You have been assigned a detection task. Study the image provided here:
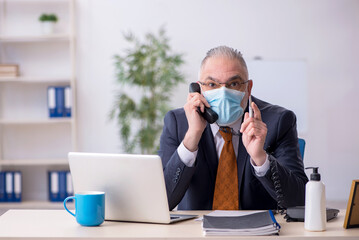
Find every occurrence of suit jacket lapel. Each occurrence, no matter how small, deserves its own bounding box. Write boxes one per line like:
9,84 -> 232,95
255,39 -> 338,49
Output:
237,115 -> 249,209
199,124 -> 218,183
237,134 -> 248,191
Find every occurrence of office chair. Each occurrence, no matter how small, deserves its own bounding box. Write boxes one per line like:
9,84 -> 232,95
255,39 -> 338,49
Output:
298,138 -> 306,160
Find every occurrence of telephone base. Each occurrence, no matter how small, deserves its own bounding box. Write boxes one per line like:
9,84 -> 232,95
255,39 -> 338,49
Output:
285,206 -> 339,222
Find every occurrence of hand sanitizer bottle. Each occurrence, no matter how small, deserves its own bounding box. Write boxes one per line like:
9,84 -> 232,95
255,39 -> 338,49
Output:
304,167 -> 326,231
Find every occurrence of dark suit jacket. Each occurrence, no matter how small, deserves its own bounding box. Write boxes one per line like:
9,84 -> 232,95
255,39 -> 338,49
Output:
158,96 -> 308,210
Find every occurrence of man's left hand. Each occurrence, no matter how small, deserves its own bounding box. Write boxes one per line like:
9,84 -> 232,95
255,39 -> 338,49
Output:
240,102 -> 267,166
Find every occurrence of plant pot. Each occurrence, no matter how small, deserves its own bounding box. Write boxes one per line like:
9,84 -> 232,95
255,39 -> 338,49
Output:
41,21 -> 56,35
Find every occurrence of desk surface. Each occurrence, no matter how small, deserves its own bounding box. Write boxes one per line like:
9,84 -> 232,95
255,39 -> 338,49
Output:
0,209 -> 358,239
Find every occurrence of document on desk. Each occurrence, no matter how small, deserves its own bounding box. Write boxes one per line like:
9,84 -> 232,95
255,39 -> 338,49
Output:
202,210 -> 280,236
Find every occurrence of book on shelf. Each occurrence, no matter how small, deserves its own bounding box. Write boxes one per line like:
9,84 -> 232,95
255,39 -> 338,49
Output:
47,86 -> 72,118
0,171 -> 22,202
0,64 -> 19,77
48,86 -> 56,117
48,170 -> 73,202
0,172 -> 5,201
55,87 -> 65,117
64,86 -> 72,117
202,210 -> 280,236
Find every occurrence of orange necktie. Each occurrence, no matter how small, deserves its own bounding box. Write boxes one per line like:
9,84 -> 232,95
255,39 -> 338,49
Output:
212,127 -> 239,210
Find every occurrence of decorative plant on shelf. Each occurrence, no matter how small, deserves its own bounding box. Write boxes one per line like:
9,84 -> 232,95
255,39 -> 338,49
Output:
38,13 -> 58,34
110,27 -> 185,154
39,13 -> 58,22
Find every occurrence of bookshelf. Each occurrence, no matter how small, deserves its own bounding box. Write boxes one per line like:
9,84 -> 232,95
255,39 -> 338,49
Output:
0,159 -> 69,166
0,34 -> 70,42
0,200 -> 74,209
0,0 -> 76,208
0,76 -> 71,83
0,118 -> 73,125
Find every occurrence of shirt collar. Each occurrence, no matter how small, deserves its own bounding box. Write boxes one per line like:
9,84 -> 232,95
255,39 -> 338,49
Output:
209,116 -> 243,138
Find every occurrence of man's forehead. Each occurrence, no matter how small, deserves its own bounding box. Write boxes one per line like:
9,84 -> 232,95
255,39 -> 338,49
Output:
200,57 -> 248,80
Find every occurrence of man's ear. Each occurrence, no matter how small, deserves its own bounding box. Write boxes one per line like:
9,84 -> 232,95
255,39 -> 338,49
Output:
247,80 -> 253,96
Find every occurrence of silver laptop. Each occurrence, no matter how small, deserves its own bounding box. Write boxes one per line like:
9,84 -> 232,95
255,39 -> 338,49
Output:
68,152 -> 197,224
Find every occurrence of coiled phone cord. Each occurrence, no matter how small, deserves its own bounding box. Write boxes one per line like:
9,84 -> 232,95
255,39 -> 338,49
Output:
267,148 -> 287,216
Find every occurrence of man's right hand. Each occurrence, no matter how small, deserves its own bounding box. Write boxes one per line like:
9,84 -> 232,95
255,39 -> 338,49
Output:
183,92 -> 209,152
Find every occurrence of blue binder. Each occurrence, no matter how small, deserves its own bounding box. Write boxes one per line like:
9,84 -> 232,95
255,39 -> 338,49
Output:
47,86 -> 56,118
48,171 -> 68,202
48,171 -> 60,202
55,87 -> 65,117
0,172 -> 5,202
64,86 -> 72,117
13,172 -> 22,202
5,172 -> 14,202
58,171 -> 67,201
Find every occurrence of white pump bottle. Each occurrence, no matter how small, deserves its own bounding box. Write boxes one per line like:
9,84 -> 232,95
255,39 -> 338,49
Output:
304,167 -> 326,231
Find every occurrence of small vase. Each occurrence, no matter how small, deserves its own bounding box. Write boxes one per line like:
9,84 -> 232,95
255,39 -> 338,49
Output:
41,21 -> 56,35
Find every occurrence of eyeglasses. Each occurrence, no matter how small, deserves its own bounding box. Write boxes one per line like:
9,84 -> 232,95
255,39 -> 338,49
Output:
198,79 -> 249,91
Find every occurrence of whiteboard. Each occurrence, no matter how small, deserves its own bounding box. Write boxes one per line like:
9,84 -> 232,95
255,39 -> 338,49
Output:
247,60 -> 308,134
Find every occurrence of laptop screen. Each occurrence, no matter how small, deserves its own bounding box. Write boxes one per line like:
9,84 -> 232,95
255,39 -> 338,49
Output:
68,152 -> 172,223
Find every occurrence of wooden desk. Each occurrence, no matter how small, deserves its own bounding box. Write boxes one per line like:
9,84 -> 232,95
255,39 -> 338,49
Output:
0,209 -> 358,239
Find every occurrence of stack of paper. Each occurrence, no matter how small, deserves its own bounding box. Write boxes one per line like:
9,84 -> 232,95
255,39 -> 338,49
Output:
202,210 -> 280,236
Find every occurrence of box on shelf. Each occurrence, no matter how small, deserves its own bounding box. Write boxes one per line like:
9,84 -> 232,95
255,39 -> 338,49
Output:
0,64 -> 19,77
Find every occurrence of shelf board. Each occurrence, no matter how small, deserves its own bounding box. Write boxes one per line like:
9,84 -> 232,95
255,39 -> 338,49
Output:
0,0 -> 70,3
0,34 -> 72,43
0,159 -> 69,166
0,76 -> 71,84
0,201 -> 74,210
0,118 -> 73,125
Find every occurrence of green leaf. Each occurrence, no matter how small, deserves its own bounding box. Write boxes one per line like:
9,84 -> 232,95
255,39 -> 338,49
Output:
110,27 -> 185,153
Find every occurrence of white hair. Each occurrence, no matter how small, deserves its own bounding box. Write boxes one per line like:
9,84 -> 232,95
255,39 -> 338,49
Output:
198,46 -> 248,79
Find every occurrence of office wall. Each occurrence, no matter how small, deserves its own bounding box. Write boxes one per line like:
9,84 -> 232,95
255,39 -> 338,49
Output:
75,0 -> 359,202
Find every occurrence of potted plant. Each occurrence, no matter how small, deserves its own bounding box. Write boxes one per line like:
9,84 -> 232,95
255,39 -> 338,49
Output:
39,13 -> 58,34
110,28 -> 185,154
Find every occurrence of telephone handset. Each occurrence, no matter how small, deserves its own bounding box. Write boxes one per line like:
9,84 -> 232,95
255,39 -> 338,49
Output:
189,82 -> 218,124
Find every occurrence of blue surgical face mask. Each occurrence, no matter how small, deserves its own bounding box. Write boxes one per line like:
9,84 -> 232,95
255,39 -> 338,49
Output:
203,87 -> 245,126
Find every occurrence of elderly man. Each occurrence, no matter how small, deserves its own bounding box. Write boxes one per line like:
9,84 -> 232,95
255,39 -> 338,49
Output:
158,46 -> 308,210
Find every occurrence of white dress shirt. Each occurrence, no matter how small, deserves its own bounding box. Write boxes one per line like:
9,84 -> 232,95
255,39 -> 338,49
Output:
177,118 -> 270,177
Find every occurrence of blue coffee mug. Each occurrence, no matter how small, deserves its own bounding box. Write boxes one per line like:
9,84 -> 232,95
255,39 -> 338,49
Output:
64,191 -> 105,226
